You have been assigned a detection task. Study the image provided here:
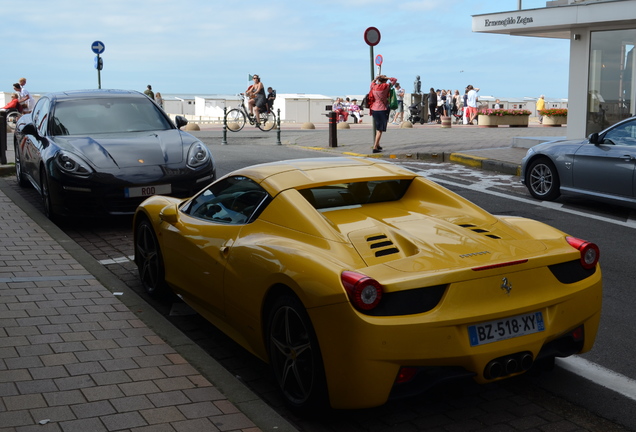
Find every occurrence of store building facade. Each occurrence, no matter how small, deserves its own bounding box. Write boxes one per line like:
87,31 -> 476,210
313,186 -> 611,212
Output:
473,0 -> 636,139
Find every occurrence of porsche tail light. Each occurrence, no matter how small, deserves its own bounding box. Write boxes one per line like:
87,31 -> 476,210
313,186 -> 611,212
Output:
566,237 -> 600,270
341,271 -> 383,311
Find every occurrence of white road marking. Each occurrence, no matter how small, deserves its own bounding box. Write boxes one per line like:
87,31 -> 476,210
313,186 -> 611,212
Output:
558,357 -> 636,402
98,255 -> 134,265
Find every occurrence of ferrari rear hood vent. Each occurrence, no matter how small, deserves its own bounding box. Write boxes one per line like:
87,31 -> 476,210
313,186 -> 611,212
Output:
458,223 -> 501,240
367,234 -> 400,257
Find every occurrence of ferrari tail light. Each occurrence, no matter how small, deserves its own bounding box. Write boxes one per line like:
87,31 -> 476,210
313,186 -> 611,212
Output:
341,271 -> 383,311
395,367 -> 418,384
566,237 -> 600,270
571,325 -> 584,342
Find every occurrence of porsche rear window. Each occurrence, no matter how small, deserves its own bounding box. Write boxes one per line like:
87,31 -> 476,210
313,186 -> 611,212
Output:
299,179 -> 412,210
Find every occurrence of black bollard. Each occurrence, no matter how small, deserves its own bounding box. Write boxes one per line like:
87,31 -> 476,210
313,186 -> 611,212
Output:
221,106 -> 228,145
328,111 -> 338,148
276,108 -> 281,145
0,111 -> 7,165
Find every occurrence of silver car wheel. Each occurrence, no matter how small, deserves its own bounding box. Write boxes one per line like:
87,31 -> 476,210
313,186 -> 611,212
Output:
527,158 -> 560,201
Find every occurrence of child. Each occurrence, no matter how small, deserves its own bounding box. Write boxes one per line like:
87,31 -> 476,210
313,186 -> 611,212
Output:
349,98 -> 362,123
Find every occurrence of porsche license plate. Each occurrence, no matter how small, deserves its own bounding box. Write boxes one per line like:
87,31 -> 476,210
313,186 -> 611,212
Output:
125,184 -> 172,198
468,312 -> 545,347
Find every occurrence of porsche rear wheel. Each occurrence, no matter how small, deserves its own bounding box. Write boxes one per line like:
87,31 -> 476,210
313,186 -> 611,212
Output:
135,218 -> 168,296
526,158 -> 561,201
267,294 -> 328,412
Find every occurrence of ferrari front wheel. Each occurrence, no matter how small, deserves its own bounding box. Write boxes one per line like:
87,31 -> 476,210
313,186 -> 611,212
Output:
267,294 -> 328,412
526,158 -> 561,201
135,218 -> 168,296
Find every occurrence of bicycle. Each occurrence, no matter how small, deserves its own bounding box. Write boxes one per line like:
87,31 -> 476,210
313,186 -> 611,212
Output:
225,93 -> 277,132
2,109 -> 20,131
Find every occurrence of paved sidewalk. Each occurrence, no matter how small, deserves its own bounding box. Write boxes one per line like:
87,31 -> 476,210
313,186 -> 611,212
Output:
0,123 -> 570,431
0,178 -> 295,431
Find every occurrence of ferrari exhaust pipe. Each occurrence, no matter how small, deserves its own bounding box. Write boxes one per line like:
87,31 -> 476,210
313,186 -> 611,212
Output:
520,353 -> 534,371
485,352 -> 534,379
485,360 -> 504,379
505,357 -> 518,375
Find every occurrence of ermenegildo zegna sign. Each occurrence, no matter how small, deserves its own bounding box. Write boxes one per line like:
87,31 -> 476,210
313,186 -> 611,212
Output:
484,16 -> 535,27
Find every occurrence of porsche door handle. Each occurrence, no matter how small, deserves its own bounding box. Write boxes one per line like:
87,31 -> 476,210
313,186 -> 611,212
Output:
621,154 -> 636,161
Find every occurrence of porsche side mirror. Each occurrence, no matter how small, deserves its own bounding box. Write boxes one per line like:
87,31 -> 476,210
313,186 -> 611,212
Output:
175,115 -> 188,130
588,132 -> 599,144
159,204 -> 179,224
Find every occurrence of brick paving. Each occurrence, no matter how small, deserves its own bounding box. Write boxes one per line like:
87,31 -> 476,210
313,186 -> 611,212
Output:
0,187 -> 267,431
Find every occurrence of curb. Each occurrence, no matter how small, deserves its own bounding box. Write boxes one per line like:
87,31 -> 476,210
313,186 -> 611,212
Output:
293,147 -> 522,176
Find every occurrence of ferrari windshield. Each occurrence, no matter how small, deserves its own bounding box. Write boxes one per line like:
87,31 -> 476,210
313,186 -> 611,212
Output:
299,179 -> 412,210
51,97 -> 173,135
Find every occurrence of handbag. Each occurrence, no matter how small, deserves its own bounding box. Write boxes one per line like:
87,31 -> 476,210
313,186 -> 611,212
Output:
389,87 -> 398,110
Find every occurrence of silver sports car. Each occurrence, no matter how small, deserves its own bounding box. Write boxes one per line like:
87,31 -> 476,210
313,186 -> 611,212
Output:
522,116 -> 636,207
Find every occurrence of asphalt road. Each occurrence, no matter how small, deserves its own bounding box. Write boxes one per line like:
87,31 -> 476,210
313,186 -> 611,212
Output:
4,139 -> 634,431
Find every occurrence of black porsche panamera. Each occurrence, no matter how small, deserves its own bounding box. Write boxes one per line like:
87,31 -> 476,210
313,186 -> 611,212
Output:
14,89 -> 216,219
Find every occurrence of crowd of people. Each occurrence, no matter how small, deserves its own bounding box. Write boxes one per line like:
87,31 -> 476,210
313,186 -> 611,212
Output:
425,86 -> 481,125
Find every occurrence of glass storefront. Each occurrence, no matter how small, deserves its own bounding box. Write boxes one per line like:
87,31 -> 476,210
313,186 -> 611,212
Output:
588,29 -> 636,135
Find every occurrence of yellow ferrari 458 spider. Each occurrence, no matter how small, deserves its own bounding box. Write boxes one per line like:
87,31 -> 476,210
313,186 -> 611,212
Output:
133,157 -> 602,411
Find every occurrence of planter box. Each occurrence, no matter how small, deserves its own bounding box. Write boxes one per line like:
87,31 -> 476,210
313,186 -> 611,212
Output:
543,116 -> 567,127
477,115 -> 529,128
477,115 -> 498,127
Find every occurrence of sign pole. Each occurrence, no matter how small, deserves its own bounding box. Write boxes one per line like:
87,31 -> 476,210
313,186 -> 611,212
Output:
370,45 -> 376,139
364,27 -> 381,148
97,54 -> 102,89
91,41 -> 105,90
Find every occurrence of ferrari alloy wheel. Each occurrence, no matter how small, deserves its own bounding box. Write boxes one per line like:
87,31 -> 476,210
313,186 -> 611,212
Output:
267,295 -> 327,412
526,158 -> 561,201
135,218 -> 167,296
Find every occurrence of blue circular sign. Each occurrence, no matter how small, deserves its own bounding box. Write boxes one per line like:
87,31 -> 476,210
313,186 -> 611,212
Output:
375,55 -> 383,66
91,41 -> 105,54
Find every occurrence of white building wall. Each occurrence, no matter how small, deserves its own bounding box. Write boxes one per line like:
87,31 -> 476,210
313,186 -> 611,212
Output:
568,29 -> 591,140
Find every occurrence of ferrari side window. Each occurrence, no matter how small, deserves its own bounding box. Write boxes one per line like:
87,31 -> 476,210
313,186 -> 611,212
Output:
184,176 -> 270,224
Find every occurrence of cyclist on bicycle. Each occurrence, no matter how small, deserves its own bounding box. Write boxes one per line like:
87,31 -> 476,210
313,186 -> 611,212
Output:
246,75 -> 267,124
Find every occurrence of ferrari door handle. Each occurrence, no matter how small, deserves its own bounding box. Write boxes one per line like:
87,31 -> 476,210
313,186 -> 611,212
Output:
220,246 -> 230,256
621,154 -> 635,161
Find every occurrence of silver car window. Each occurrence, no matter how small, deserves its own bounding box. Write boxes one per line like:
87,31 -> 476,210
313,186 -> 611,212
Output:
603,120 -> 636,146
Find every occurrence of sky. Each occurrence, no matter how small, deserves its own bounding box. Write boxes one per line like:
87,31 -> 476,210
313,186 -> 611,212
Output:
2,0 -> 569,100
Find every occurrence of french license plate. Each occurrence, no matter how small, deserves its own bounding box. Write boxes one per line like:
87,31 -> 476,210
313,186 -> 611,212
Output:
124,184 -> 172,198
468,312 -> 545,347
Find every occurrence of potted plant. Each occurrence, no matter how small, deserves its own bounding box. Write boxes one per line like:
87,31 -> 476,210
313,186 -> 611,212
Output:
477,109 -> 531,127
539,108 -> 567,126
